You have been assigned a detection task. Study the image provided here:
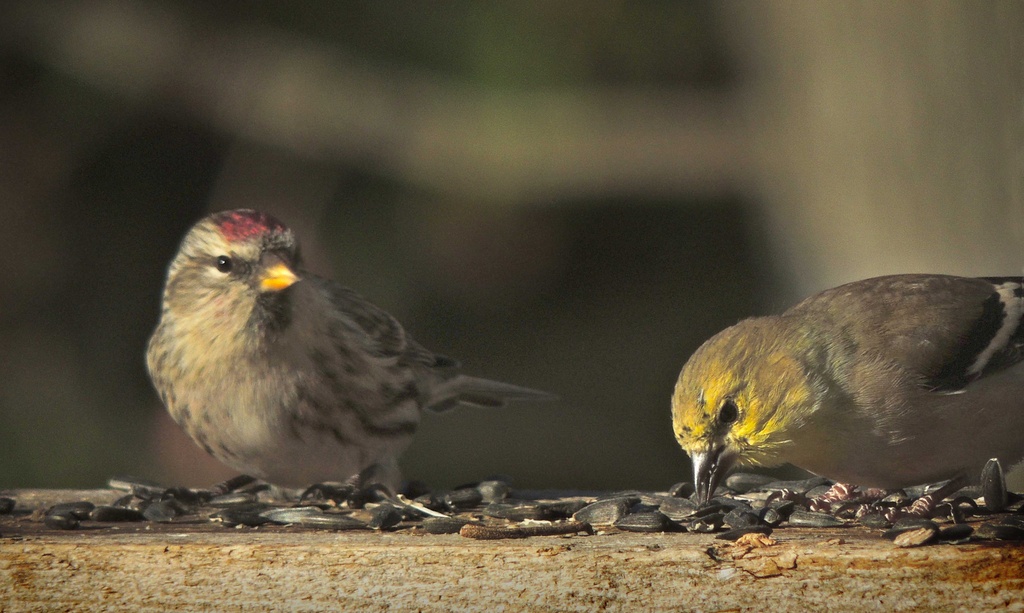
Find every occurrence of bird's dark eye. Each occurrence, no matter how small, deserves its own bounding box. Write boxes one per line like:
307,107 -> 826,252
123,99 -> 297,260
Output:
718,398 -> 739,426
215,255 -> 233,273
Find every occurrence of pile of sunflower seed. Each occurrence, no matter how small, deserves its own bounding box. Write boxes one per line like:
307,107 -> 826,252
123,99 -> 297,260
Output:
2,460 -> 1022,547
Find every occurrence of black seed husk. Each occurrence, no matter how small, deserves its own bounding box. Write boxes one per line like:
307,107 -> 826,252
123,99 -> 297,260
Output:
858,513 -> 892,529
975,522 -> 1024,541
756,476 -> 832,494
213,503 -> 275,526
723,509 -> 765,529
938,524 -> 974,543
44,514 -> 79,530
368,504 -> 404,530
724,473 -> 776,494
482,501 -> 554,521
476,481 -> 512,504
658,497 -> 699,521
442,488 -> 484,510
422,517 -> 470,534
48,501 -> 95,520
716,525 -> 773,541
573,499 -> 631,525
668,482 -> 696,498
543,499 -> 589,519
981,458 -> 1008,513
614,511 -> 672,533
787,510 -> 845,528
90,506 -> 146,522
143,499 -> 187,522
892,526 -> 938,548
208,493 -> 258,507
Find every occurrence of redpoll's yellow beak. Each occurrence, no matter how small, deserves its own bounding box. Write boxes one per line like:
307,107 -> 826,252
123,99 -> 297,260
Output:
260,263 -> 300,292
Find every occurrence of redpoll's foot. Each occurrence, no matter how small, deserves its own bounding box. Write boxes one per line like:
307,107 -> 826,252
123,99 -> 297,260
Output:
299,464 -> 400,507
209,474 -> 259,497
300,481 -> 356,505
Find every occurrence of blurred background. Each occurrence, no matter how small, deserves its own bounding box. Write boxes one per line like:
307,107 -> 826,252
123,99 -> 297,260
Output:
1,1 -> 1022,491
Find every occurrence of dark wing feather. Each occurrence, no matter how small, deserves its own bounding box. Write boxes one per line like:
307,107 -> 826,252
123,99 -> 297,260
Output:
788,274 -> 1024,390
313,276 -> 452,367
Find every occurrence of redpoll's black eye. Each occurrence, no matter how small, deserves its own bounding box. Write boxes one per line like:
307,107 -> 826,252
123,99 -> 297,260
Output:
215,255 -> 233,273
718,399 -> 739,426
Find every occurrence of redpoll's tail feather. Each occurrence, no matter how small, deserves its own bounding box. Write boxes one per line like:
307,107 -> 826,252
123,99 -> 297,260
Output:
427,375 -> 557,411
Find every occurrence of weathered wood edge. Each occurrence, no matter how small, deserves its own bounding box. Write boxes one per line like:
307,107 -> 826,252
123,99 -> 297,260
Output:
2,489 -> 1023,612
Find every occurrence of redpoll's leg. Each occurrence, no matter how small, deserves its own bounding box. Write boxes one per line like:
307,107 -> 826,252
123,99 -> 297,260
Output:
356,462 -> 401,493
209,474 -> 258,496
300,482 -> 355,504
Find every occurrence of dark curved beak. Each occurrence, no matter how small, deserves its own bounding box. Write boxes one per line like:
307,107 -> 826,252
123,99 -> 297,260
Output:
691,444 -> 735,504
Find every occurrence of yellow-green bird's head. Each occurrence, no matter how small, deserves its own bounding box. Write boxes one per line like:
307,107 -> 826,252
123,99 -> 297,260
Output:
672,317 -> 820,503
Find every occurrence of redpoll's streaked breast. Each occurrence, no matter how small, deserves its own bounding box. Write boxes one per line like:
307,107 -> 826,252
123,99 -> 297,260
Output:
146,209 -> 552,488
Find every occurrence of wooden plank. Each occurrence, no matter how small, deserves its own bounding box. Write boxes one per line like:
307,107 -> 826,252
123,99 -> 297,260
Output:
2,490 -> 1023,611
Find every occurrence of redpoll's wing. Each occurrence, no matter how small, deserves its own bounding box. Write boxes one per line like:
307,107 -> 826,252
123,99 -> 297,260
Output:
790,274 -> 1024,390
315,278 -> 449,366
425,375 -> 557,412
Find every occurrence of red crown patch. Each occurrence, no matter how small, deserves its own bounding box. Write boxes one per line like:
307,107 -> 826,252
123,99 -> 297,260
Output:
214,210 -> 287,242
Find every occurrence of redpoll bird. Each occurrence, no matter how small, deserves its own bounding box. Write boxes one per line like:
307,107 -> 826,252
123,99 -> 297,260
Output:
146,209 -> 552,488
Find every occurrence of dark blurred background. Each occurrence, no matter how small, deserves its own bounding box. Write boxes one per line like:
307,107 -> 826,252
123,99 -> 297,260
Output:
1,2 -> 1022,490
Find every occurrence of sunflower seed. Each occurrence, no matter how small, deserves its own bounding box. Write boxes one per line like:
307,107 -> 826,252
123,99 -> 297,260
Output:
981,458 -> 1008,513
858,513 -> 892,529
160,487 -> 207,505
614,511 -> 672,533
262,506 -> 367,530
573,498 -> 630,525
975,522 -> 1024,541
787,510 -> 845,528
668,482 -> 695,498
49,501 -> 95,520
725,473 -> 776,494
543,499 -> 589,519
90,506 -> 146,522
938,524 -> 974,544
716,525 -> 773,541
883,519 -> 939,542
422,517 -> 470,534
687,513 -> 724,533
108,476 -> 164,495
442,488 -> 483,510
260,506 -> 325,523
723,509 -> 765,529
476,480 -> 512,503
208,492 -> 258,506
889,517 -> 940,533
756,476 -> 832,494
44,513 -> 79,530
892,526 -> 938,548
143,499 -> 187,522
368,504 -> 404,530
760,507 -> 785,526
658,497 -> 699,521
482,501 -> 554,521
212,503 -> 275,526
